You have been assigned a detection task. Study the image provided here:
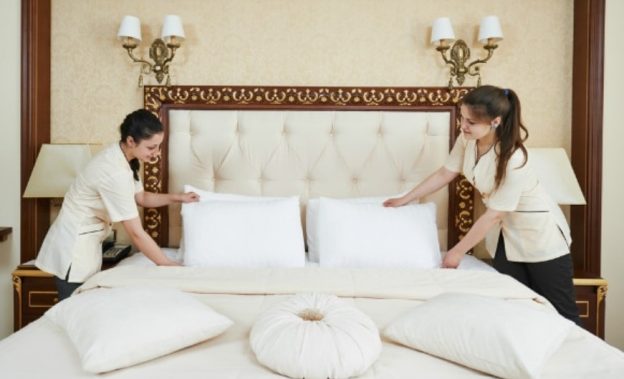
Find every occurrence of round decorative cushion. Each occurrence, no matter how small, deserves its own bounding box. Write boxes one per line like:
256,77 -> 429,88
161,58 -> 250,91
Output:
249,293 -> 382,379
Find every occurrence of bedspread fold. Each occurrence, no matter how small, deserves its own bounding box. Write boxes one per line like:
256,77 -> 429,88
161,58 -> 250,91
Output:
78,265 -> 545,304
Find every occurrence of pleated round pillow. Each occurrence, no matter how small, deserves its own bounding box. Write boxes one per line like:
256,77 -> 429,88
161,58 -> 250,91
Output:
249,293 -> 382,379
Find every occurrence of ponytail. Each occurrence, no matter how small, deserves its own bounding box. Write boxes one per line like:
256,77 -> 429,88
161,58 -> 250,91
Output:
462,85 -> 528,190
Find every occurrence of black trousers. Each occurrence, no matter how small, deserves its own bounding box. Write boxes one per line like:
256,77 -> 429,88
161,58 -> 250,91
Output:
493,234 -> 582,326
54,267 -> 83,301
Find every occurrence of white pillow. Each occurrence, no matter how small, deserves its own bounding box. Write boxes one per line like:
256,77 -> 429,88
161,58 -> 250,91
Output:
182,197 -> 305,267
180,185 -> 285,257
384,293 -> 573,379
250,293 -> 381,379
306,195 -> 397,262
45,287 -> 233,373
316,197 -> 441,268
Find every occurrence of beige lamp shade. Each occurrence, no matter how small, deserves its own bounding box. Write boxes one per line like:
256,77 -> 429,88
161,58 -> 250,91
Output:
528,148 -> 586,205
23,144 -> 94,198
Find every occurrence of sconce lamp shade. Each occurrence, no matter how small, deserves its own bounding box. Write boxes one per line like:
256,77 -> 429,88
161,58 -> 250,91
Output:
161,15 -> 185,40
23,144 -> 94,198
117,15 -> 142,41
478,15 -> 503,44
528,148 -> 586,205
431,17 -> 455,44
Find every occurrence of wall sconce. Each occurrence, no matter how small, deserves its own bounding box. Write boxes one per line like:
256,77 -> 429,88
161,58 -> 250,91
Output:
431,16 -> 503,88
117,15 -> 185,86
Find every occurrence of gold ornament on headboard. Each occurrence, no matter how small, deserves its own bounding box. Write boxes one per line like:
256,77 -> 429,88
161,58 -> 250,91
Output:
431,16 -> 503,88
117,15 -> 185,87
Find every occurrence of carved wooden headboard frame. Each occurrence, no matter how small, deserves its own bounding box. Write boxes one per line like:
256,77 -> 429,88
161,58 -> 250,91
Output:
143,85 -> 474,248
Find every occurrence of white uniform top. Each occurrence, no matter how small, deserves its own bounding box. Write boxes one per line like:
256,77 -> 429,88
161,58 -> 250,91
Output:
444,133 -> 571,262
35,143 -> 143,282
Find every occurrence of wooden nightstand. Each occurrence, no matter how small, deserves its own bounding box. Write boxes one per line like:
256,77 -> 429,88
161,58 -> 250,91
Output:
574,276 -> 608,339
12,264 -> 57,331
12,262 -> 119,331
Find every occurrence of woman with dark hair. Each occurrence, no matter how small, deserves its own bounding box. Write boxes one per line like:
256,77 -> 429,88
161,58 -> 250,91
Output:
384,85 -> 580,324
36,109 -> 199,300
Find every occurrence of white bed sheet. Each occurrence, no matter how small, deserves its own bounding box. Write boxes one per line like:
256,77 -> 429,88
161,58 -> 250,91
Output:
1,266 -> 623,378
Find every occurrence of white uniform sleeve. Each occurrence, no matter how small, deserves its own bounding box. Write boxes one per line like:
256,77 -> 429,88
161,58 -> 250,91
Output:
444,133 -> 467,173
99,171 -> 140,222
487,150 -> 529,212
134,178 -> 144,193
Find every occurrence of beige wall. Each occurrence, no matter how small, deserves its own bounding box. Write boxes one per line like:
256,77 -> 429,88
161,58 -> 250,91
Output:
50,0 -> 573,150
602,0 -> 624,350
0,0 -> 21,338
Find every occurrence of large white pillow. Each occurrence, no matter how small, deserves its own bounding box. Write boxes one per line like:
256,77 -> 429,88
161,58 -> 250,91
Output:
180,185 -> 285,257
182,197 -> 305,267
45,287 -> 233,373
316,197 -> 441,268
384,293 -> 573,379
306,195 -> 399,262
250,293 -> 381,379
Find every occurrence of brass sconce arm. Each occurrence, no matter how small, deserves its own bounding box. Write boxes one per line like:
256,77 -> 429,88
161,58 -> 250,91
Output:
123,39 -> 179,85
436,44 -> 460,88
436,40 -> 498,88
465,41 -> 498,81
123,45 -> 152,68
436,44 -> 457,69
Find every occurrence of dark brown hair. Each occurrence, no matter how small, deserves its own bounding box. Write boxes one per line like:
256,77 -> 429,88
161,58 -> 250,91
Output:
462,85 -> 528,190
119,109 -> 163,180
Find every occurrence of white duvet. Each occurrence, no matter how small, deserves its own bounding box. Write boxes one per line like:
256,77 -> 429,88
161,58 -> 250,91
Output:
1,264 -> 623,378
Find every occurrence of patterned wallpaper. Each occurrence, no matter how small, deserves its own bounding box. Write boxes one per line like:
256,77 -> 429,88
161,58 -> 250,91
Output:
51,0 -> 573,150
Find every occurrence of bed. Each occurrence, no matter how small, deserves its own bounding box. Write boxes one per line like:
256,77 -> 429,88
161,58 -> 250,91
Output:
1,85 -> 623,379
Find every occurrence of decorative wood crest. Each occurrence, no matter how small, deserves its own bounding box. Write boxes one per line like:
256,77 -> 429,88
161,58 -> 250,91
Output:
143,85 -> 474,248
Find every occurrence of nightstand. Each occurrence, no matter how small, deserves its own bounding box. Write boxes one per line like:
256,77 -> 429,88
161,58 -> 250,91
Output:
12,262 -> 118,331
479,257 -> 608,339
574,276 -> 608,339
12,264 -> 56,331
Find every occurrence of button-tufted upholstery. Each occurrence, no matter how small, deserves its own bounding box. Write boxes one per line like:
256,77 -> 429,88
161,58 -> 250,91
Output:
167,110 -> 452,249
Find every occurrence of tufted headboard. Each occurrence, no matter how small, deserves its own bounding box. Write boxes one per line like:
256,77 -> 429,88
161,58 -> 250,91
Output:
143,86 -> 474,250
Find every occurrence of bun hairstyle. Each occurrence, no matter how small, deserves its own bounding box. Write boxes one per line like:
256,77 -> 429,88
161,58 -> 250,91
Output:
462,85 -> 528,190
119,109 -> 164,180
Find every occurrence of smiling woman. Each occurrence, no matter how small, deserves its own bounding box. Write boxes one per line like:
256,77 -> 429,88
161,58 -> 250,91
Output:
34,109 -> 199,300
384,85 -> 581,326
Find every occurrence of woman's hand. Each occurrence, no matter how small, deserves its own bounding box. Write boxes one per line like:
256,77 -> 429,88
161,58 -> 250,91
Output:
158,259 -> 182,267
442,249 -> 464,269
122,217 -> 183,267
383,196 -> 409,207
178,191 -> 200,203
